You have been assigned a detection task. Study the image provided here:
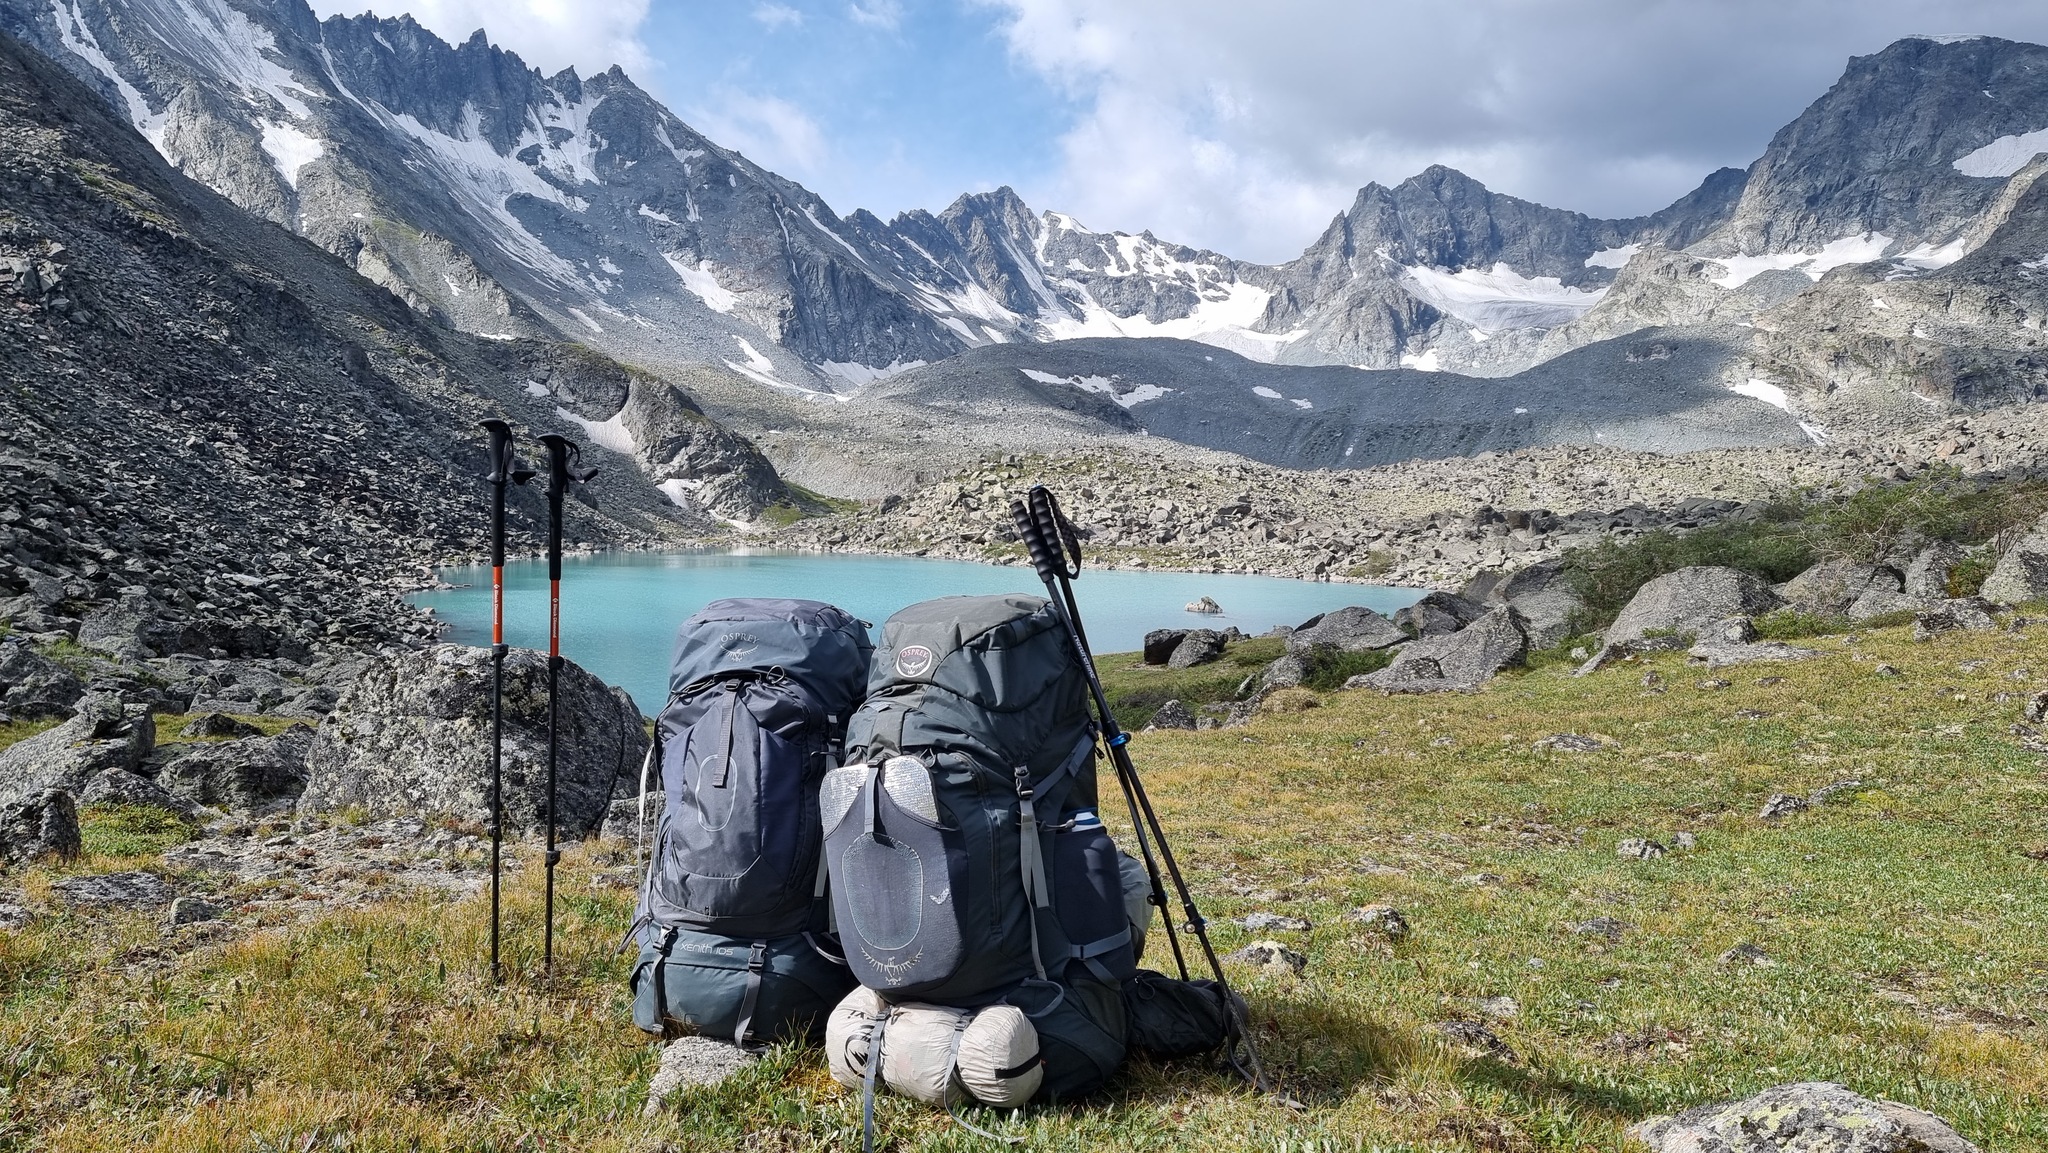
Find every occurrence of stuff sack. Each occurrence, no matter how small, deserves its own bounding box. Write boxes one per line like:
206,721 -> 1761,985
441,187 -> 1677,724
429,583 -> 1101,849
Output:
632,925 -> 849,1044
1121,969 -> 1238,1060
825,986 -> 1045,1108
824,594 -> 1136,1002
633,598 -> 873,1044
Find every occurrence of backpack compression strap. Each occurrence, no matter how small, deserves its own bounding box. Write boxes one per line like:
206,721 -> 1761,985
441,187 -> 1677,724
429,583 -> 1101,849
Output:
943,1013 -> 1024,1145
733,939 -> 769,1048
861,1008 -> 892,1153
1012,733 -> 1100,981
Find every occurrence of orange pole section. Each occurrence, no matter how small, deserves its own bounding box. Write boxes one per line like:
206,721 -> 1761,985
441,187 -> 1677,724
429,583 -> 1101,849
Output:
492,565 -> 504,645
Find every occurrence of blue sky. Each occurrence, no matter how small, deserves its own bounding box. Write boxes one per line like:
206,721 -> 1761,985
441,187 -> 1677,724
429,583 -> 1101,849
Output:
311,1 -> 2048,264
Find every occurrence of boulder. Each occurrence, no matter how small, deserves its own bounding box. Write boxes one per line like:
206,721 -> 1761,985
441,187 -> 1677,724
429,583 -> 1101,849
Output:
1258,654 -> 1309,690
1981,514 -> 2048,606
1687,641 -> 1820,669
49,870 -> 174,908
180,713 -> 265,739
1394,591 -> 1488,639
1184,596 -> 1222,615
1606,567 -> 1783,646
1904,542 -> 1971,601
0,693 -> 154,809
1354,608 -> 1528,694
1148,700 -> 1197,730
1777,561 -> 1901,617
75,587 -> 164,661
1141,629 -> 1188,665
301,645 -> 647,837
158,725 -> 315,813
1572,634 -> 1690,676
78,769 -> 200,818
1285,606 -> 1406,654
1630,1081 -> 1980,1153
1914,598 -> 1998,641
1848,587 -> 1927,621
1488,558 -> 1583,649
0,641 -> 85,720
1166,629 -> 1226,669
0,788 -> 81,866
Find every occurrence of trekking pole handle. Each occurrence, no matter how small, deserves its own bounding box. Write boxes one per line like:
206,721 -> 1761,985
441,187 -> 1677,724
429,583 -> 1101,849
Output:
1027,486 -> 1082,579
1009,499 -> 1061,584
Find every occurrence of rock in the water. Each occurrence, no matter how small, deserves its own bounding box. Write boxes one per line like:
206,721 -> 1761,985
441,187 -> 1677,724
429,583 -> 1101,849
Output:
1345,903 -> 1410,939
1285,606 -> 1407,654
51,870 -> 174,908
1394,591 -> 1487,639
1981,514 -> 2048,606
1167,629 -> 1226,669
302,645 -> 647,836
180,713 -> 264,739
642,1036 -> 760,1116
159,725 -> 315,813
1904,543 -> 1971,601
0,693 -> 155,809
1616,837 -> 1666,860
1432,1019 -> 1517,1061
0,641 -> 85,720
168,895 -> 224,926
1148,699 -> 1197,731
0,789 -> 81,866
1759,793 -> 1811,820
78,769 -> 198,818
1236,912 -> 1311,932
1606,567 -> 1784,646
1630,1081 -> 1980,1153
1184,596 -> 1223,615
1355,608 -> 1528,694
1914,599 -> 1997,641
1224,940 -> 1306,974
1573,634 -> 1690,676
1778,561 -> 1902,617
1142,629 -> 1189,665
1486,558 -> 1583,649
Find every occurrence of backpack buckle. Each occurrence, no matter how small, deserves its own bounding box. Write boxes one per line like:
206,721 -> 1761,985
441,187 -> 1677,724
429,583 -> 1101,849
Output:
746,941 -> 768,970
1012,765 -> 1033,800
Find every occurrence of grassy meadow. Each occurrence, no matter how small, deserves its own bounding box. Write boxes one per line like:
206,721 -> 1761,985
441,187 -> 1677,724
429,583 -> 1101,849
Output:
1,619 -> 2044,1151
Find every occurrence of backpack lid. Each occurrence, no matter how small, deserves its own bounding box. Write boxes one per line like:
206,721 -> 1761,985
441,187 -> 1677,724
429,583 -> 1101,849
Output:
869,594 -> 1077,708
670,598 -> 873,712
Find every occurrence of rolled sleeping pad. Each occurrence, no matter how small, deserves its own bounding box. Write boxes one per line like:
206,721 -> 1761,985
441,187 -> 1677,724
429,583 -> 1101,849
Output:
825,986 -> 1045,1108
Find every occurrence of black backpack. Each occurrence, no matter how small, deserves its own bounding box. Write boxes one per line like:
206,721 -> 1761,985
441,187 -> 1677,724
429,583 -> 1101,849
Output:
822,594 -> 1133,1098
631,598 -> 873,1046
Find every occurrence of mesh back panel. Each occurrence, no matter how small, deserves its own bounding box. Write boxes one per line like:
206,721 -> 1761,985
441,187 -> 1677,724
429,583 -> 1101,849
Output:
843,835 -> 924,951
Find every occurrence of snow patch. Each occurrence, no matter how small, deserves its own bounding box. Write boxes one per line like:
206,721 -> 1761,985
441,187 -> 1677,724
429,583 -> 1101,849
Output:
52,0 -> 166,146
664,256 -> 736,313
1954,127 -> 2048,177
820,360 -> 925,387
374,102 -> 586,282
1872,296 -> 1892,311
638,204 -> 677,224
1893,238 -> 1970,270
1399,263 -> 1605,331
1290,398 -> 1313,410
1021,369 -> 1171,408
1799,421 -> 1830,446
257,119 -> 322,189
599,256 -> 622,275
1400,349 -> 1442,372
566,307 -> 603,334
731,337 -> 776,375
1251,386 -> 1283,400
522,381 -> 551,398
1036,279 -> 1305,363
1705,232 -> 1894,288
1584,244 -> 1640,270
555,406 -> 635,456
1728,378 -> 1791,410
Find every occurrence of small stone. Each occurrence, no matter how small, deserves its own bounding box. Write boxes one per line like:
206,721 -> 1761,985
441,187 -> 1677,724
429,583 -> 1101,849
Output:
1344,903 -> 1410,939
1615,838 -> 1666,860
1734,708 -> 1769,719
1696,678 -> 1732,690
642,1036 -> 759,1117
2025,691 -> 2048,726
1876,664 -> 1903,677
1573,916 -> 1633,940
1148,699 -> 1197,731
1235,912 -> 1312,933
1223,939 -> 1307,974
1476,995 -> 1521,1019
1756,675 -> 1786,686
1458,871 -> 1506,886
1717,942 -> 1774,967
1670,832 -> 1699,851
1534,733 -> 1607,752
1809,779 -> 1863,804
167,896 -> 224,926
0,901 -> 32,930
1760,793 -> 1811,820
1432,1019 -> 1517,1061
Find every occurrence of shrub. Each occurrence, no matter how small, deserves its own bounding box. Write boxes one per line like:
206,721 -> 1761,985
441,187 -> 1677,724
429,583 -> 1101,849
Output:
1809,466 -> 2048,562
1299,645 -> 1396,690
1754,609 -> 1851,640
1562,511 -> 1816,632
1947,553 -> 1996,598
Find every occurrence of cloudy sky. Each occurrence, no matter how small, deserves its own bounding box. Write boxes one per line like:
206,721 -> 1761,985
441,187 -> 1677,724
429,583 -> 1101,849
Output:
305,1 -> 2048,263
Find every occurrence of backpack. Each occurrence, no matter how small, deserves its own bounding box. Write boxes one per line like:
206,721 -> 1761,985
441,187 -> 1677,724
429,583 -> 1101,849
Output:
821,594 -> 1134,1108
630,598 -> 873,1046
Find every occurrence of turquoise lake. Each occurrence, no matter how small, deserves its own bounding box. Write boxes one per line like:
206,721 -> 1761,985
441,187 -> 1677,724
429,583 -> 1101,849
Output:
412,550 -> 1421,714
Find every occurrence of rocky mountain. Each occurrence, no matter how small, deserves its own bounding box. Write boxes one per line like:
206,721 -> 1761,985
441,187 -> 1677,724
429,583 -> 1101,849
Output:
0,24 -> 789,661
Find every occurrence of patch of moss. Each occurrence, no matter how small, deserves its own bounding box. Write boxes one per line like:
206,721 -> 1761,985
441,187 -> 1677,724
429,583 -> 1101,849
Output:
78,804 -> 196,859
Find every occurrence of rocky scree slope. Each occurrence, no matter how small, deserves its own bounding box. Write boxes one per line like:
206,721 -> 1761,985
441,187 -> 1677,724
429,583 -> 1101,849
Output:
0,27 -> 766,657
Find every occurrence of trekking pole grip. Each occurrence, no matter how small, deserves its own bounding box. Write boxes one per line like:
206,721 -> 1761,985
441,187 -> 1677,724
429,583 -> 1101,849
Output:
1009,499 -> 1060,583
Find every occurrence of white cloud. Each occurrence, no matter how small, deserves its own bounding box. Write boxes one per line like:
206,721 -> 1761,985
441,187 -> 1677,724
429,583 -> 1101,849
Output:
848,1 -> 905,30
685,88 -> 829,175
753,3 -> 804,30
304,0 -> 652,77
980,0 -> 2048,262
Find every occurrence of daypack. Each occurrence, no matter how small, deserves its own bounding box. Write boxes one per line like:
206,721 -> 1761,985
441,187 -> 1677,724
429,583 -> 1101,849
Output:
823,593 -> 1137,1003
631,598 -> 873,1046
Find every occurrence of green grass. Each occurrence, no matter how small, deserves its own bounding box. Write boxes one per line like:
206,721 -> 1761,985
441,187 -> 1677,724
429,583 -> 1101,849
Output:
1,621 -> 2044,1151
153,713 -> 304,745
77,805 -> 198,858
760,483 -> 863,528
1101,638 -> 1282,727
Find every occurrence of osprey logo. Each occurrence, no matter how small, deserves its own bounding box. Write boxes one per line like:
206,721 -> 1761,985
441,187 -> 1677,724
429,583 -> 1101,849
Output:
930,888 -> 950,905
894,644 -> 936,678
718,631 -> 759,659
862,945 -> 925,986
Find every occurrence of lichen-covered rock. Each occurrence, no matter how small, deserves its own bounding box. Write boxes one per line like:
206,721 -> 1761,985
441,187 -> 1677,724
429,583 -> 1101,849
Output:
302,645 -> 646,837
1394,591 -> 1488,639
1355,607 -> 1529,693
0,641 -> 85,720
0,693 -> 154,809
1630,1081 -> 1980,1153
1904,543 -> 1971,601
1147,699 -> 1197,731
1914,598 -> 1998,641
1487,558 -> 1583,649
1166,629 -> 1226,669
1141,629 -> 1188,666
1981,514 -> 2048,606
78,769 -> 200,818
1607,567 -> 1784,645
0,788 -> 81,866
159,725 -> 316,813
50,870 -> 174,908
1778,561 -> 1902,617
1573,634 -> 1689,676
1286,606 -> 1407,654
642,1036 -> 759,1117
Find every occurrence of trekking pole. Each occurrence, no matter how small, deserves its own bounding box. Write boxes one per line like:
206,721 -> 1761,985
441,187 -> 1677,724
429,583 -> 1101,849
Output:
538,433 -> 598,975
1010,487 -> 1270,1093
479,420 -> 532,985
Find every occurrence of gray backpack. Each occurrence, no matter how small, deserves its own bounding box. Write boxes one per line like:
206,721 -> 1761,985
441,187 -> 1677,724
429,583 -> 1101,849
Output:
822,594 -> 1133,1099
631,598 -> 873,1046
